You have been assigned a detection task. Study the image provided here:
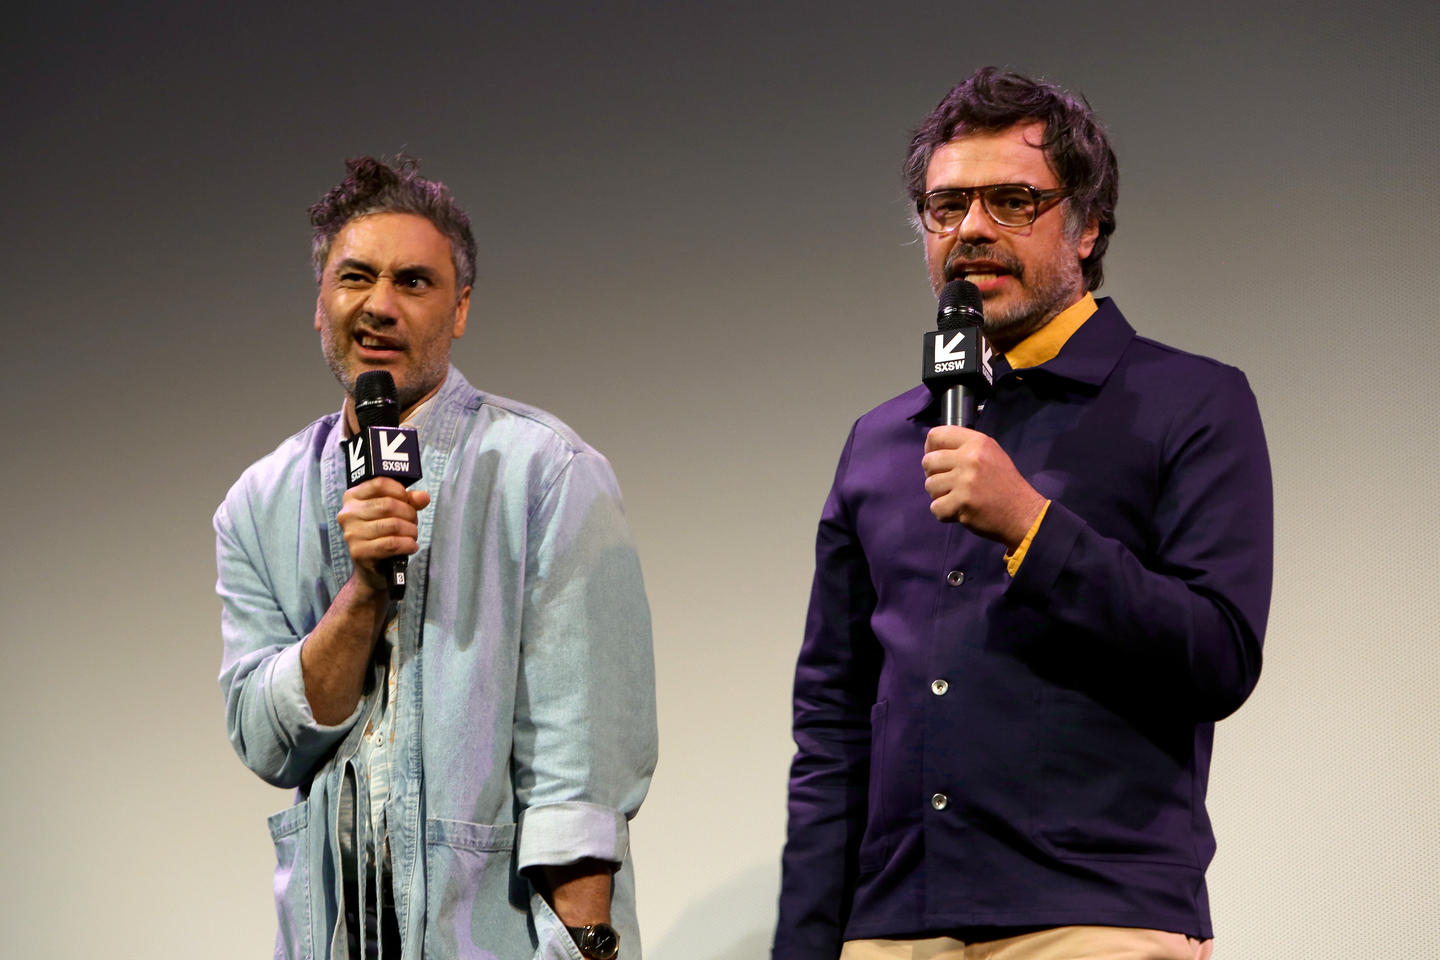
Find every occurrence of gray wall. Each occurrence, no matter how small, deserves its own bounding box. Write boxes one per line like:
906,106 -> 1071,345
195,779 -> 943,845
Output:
2,2 -> 1435,956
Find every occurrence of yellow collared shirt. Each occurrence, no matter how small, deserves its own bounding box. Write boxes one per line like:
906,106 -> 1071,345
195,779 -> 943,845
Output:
1001,292 -> 1097,576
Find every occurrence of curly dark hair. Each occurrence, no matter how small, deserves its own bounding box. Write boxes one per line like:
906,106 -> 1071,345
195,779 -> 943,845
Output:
309,155 -> 477,293
904,67 -> 1118,291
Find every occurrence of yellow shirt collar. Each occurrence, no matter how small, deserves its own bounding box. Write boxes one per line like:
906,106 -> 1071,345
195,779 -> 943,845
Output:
1003,292 -> 1098,370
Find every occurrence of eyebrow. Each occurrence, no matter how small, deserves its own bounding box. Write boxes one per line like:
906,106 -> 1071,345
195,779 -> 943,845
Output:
333,257 -> 378,276
333,258 -> 443,282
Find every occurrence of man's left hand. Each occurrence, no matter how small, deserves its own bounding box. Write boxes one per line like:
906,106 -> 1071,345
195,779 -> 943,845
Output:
922,426 -> 1047,550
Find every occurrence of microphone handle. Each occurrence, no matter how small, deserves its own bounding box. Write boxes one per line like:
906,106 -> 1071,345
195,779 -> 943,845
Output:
379,555 -> 408,600
943,384 -> 979,428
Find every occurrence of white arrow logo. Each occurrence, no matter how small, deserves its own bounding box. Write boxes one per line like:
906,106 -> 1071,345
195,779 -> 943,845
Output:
379,430 -> 409,465
935,330 -> 968,362
347,436 -> 366,473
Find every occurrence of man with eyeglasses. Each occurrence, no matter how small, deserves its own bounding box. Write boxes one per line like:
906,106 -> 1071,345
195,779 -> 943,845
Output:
776,68 -> 1272,960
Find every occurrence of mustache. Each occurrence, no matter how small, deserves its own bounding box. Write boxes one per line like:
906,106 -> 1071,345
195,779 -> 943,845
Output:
944,244 -> 1025,281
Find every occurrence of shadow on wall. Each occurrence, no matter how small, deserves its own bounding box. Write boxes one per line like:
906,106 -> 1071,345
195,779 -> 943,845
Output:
648,861 -> 779,960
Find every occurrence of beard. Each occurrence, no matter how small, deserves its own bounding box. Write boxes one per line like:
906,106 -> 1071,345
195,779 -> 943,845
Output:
944,240 -> 1086,346
319,309 -> 454,412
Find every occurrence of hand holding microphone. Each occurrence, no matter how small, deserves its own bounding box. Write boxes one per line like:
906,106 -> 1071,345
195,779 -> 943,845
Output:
919,279 -> 1044,547
339,371 -> 426,600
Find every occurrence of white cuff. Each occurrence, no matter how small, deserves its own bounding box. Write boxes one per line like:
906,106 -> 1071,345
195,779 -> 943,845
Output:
516,801 -> 630,870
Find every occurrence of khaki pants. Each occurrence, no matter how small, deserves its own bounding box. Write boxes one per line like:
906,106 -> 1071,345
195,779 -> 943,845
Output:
841,928 -> 1215,960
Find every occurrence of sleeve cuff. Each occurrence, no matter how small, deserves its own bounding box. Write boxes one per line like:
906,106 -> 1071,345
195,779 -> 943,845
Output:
1004,500 -> 1052,576
516,801 -> 631,871
267,637 -> 364,751
1005,499 -> 1087,607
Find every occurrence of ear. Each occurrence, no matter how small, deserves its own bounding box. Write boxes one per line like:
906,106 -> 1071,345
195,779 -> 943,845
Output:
313,294 -> 324,333
1076,215 -> 1101,261
451,286 -> 472,339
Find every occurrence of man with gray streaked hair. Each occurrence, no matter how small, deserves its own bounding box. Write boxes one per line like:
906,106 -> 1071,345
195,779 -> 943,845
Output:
307,156 -> 478,410
218,156 -> 657,960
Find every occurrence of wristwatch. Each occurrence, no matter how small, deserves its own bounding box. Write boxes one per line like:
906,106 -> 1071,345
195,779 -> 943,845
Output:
565,923 -> 620,960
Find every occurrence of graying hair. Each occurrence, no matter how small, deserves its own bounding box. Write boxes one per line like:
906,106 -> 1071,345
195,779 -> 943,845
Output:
309,155 -> 476,294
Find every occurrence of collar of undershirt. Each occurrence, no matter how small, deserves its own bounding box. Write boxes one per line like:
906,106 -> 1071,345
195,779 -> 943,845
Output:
908,294 -> 1135,421
1003,291 -> 1097,370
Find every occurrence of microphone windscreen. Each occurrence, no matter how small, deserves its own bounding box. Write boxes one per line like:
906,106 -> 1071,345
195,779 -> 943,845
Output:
355,370 -> 400,429
937,278 -> 984,331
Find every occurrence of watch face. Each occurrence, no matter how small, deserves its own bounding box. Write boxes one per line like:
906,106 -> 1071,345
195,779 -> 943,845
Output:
584,923 -> 619,960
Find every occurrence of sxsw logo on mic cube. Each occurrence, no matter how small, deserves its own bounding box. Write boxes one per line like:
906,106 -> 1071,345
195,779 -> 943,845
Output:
345,426 -> 423,488
922,327 -> 993,384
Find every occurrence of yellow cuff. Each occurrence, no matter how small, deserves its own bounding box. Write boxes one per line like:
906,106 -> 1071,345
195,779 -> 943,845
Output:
1004,500 -> 1051,577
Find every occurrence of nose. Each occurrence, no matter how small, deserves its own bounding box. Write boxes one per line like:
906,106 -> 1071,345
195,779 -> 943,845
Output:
957,194 -> 999,245
363,276 -> 402,322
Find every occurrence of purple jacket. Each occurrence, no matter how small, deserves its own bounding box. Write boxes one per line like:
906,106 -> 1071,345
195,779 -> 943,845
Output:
776,299 -> 1272,956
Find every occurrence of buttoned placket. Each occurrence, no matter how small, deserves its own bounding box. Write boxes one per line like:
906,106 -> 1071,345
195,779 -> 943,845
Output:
921,391 -> 999,831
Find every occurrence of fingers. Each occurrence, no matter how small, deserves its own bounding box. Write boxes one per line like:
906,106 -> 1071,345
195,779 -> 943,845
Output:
341,519 -> 421,566
342,494 -> 419,524
921,428 -> 1000,527
341,509 -> 420,547
339,481 -> 430,566
922,448 -> 962,477
923,470 -> 953,500
924,470 -> 964,524
345,477 -> 430,507
924,425 -> 975,453
342,480 -> 430,519
922,442 -> 982,479
919,430 -> 1042,544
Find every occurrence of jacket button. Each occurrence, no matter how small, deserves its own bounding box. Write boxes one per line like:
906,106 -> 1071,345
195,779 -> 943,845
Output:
931,793 -> 949,810
931,679 -> 949,696
946,570 -> 965,586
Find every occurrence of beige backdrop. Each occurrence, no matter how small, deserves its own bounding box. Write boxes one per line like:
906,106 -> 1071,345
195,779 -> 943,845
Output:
1,2 -> 1436,958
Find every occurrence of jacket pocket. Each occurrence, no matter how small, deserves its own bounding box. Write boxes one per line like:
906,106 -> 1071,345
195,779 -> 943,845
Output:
857,700 -> 890,873
267,803 -> 312,960
425,818 -> 531,960
1032,696 -> 1199,866
528,883 -> 587,960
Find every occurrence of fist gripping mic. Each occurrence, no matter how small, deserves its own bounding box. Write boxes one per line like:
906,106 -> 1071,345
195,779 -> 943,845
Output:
347,371 -> 423,600
922,278 -> 993,427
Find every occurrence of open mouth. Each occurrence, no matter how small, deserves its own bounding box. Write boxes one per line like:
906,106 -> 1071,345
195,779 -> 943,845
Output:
951,260 -> 1019,293
354,331 -> 404,356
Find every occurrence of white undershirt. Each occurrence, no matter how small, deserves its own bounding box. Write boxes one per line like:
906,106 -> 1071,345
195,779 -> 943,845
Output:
335,392 -> 436,881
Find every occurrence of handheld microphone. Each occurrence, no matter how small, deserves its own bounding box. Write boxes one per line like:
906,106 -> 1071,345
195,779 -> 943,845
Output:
347,370 -> 423,600
922,278 -> 992,427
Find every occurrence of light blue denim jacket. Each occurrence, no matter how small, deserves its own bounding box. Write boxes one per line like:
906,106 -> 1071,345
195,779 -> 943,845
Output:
217,367 -> 658,960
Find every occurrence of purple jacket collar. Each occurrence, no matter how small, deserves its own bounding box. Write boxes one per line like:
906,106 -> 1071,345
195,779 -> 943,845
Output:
910,296 -> 1136,420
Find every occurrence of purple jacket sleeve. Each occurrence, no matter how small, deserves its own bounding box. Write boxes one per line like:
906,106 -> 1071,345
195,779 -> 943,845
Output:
1007,365 -> 1273,720
776,424 -> 881,960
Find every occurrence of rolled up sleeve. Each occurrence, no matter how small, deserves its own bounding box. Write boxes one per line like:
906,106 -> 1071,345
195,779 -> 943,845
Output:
216,496 -> 360,788
517,801 -> 632,871
510,450 -> 658,870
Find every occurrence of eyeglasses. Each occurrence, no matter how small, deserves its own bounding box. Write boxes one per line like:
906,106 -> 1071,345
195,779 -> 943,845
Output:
917,184 -> 1070,232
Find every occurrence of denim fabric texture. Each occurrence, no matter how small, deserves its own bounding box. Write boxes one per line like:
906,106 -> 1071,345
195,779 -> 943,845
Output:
218,366 -> 658,960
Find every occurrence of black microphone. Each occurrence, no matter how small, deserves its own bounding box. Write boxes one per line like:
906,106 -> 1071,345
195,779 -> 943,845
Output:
921,278 -> 992,427
348,371 -> 423,600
